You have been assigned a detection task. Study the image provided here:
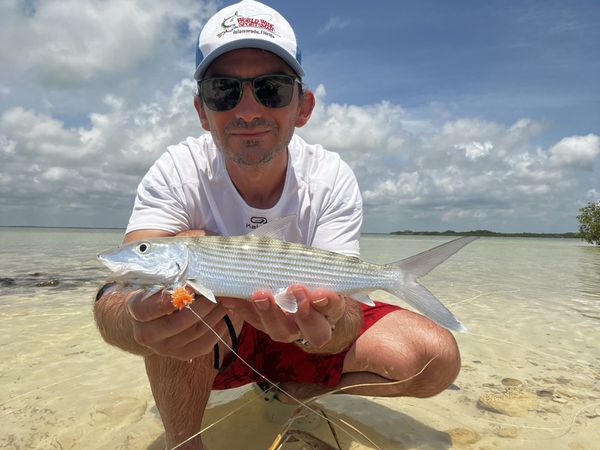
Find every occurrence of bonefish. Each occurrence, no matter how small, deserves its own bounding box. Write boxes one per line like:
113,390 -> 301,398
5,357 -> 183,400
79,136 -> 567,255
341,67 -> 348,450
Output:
98,217 -> 477,332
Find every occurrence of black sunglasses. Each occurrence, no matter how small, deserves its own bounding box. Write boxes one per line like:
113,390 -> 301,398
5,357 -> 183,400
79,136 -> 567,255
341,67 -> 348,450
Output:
199,74 -> 301,111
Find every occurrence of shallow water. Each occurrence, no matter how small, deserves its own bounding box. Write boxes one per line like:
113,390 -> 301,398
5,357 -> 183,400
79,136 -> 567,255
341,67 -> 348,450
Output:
0,228 -> 598,449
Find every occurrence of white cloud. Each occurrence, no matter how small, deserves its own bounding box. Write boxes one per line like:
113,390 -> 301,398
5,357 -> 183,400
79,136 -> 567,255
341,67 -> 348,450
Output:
0,134 -> 16,155
299,88 -> 598,232
0,2 -> 598,232
0,0 -> 213,87
319,16 -> 352,34
586,189 -> 599,198
0,107 -> 88,160
1,74 -> 598,231
299,85 -> 411,176
0,79 -> 202,226
549,134 -> 600,168
0,0 -> 214,228
0,0 -> 216,122
455,141 -> 493,160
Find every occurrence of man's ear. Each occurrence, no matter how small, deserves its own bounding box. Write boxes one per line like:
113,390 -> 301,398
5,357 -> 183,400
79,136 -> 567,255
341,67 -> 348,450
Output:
295,89 -> 315,128
194,95 -> 210,131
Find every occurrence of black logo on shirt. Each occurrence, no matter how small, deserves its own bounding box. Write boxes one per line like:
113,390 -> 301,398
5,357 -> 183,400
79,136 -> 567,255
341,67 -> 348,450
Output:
246,216 -> 267,230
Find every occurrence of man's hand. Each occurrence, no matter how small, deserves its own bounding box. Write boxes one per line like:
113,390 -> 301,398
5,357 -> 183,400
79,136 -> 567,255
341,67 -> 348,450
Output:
96,227 -> 227,361
219,284 -> 353,350
125,288 -> 229,361
126,227 -> 227,361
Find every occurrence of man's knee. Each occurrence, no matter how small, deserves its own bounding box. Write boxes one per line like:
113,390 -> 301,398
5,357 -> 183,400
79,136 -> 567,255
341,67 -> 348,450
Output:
412,325 -> 461,398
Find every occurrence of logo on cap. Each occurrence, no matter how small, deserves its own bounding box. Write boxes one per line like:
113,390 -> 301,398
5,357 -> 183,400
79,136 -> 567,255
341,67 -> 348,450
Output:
218,10 -> 277,38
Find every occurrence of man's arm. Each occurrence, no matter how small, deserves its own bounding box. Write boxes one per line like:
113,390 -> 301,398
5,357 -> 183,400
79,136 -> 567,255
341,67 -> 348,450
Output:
93,229 -> 174,355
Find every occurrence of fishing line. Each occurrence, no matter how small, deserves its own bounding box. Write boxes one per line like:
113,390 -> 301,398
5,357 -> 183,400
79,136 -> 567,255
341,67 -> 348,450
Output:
446,284 -> 598,378
476,401 -> 600,440
173,305 -> 382,450
170,390 -> 266,449
467,331 -> 600,379
447,286 -> 521,308
0,372 -> 88,418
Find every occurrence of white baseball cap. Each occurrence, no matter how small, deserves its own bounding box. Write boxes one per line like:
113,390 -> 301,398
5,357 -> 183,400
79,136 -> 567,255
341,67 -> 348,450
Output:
194,0 -> 304,81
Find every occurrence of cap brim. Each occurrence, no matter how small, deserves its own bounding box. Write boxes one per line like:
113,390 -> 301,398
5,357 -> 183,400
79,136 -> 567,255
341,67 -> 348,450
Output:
194,38 -> 304,80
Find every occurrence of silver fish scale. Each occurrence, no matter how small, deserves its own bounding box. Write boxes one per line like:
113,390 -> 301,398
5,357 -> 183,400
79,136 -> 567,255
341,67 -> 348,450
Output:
183,235 -> 399,298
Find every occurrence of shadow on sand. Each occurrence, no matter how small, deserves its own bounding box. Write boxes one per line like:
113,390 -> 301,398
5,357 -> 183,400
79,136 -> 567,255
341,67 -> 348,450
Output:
146,391 -> 452,449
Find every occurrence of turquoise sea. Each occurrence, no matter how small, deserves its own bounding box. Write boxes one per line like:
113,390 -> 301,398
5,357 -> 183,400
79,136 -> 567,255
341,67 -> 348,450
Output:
0,227 -> 599,449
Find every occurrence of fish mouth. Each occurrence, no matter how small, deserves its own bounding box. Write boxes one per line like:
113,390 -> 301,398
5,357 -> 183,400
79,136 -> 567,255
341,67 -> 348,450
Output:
96,253 -> 162,283
97,253 -> 123,272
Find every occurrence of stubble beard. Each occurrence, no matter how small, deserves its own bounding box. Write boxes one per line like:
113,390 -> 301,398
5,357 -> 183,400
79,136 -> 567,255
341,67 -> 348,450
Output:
221,118 -> 285,167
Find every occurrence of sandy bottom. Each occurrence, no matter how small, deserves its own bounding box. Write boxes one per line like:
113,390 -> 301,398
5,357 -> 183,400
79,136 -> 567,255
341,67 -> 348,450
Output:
2,278 -> 599,450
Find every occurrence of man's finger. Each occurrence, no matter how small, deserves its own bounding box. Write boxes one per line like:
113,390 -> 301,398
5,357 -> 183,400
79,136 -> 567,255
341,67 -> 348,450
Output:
126,289 -> 177,322
250,292 -> 300,342
308,288 -> 345,324
151,299 -> 226,341
292,286 -> 332,348
133,299 -> 227,349
157,316 -> 228,359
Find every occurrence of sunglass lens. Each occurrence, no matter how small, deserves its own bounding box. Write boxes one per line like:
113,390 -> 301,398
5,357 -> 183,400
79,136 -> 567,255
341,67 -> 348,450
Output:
200,75 -> 296,111
201,78 -> 241,111
254,75 -> 294,108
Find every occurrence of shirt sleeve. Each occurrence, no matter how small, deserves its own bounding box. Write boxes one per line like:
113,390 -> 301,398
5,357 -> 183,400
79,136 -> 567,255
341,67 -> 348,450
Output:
126,152 -> 191,234
310,160 -> 363,258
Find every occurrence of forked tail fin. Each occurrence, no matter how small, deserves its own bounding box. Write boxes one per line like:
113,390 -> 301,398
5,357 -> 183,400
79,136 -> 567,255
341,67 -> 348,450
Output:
394,236 -> 478,278
388,236 -> 478,332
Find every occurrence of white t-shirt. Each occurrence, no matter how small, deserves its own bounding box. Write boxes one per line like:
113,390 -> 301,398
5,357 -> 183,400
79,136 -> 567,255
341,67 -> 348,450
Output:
127,134 -> 363,257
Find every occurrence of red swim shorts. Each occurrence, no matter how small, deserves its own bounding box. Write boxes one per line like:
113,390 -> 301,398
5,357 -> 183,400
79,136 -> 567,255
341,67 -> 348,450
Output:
212,301 -> 402,390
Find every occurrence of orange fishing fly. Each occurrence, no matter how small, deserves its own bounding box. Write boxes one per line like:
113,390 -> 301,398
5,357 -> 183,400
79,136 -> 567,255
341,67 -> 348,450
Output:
171,287 -> 195,310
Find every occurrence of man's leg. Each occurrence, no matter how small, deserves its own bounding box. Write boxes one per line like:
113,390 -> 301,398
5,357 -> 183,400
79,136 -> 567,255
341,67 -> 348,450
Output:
341,309 -> 460,397
280,309 -> 461,400
145,354 -> 216,450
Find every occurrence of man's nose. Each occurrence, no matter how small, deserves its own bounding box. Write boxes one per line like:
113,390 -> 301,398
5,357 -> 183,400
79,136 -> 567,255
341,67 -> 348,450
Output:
234,81 -> 263,121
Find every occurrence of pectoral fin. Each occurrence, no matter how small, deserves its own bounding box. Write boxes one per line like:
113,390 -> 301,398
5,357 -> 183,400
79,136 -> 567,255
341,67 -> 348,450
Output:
141,285 -> 164,300
350,292 -> 376,306
186,279 -> 217,303
273,288 -> 298,313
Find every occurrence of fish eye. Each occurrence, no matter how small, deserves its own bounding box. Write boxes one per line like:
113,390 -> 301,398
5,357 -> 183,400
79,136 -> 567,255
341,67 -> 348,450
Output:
136,242 -> 151,254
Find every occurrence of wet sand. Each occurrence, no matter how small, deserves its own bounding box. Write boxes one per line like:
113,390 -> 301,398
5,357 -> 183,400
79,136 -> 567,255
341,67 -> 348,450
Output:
2,286 -> 599,449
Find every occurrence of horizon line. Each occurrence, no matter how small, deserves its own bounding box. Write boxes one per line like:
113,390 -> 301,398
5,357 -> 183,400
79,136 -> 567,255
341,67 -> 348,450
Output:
0,225 -> 580,237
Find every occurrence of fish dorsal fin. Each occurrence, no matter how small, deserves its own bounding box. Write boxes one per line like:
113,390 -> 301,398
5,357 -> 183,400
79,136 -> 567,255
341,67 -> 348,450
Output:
247,215 -> 296,240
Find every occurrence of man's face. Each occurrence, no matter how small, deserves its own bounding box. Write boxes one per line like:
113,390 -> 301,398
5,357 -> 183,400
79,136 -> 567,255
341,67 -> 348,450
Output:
195,49 -> 313,167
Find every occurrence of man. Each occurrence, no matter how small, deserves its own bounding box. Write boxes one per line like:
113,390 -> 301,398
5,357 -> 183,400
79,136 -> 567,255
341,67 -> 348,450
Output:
94,1 -> 461,449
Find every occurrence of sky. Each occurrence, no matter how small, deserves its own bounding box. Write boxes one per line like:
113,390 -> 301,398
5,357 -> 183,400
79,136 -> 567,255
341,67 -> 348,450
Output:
1,0 -> 599,233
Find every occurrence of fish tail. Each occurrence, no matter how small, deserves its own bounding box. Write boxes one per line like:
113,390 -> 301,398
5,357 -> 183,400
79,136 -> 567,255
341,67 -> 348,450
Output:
387,281 -> 467,332
387,236 -> 478,332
